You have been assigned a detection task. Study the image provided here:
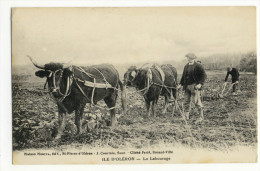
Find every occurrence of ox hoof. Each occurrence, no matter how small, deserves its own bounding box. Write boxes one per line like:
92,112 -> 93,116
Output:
55,134 -> 61,139
195,117 -> 204,124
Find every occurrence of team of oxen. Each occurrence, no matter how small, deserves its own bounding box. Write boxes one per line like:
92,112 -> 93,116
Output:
28,56 -> 179,138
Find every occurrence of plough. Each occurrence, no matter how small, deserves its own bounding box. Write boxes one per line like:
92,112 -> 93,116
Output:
218,82 -> 238,98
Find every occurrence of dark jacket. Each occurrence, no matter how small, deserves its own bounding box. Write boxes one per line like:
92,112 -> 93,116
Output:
225,68 -> 239,83
180,62 -> 207,87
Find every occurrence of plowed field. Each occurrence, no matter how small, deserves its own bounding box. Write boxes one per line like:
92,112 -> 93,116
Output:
12,71 -> 257,151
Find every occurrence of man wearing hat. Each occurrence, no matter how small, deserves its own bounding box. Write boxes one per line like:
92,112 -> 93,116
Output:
177,53 -> 207,122
223,67 -> 239,95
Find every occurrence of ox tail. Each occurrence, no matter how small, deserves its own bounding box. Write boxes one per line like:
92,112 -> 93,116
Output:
118,80 -> 127,115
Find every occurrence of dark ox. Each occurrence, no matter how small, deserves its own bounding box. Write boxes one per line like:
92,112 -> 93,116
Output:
124,64 -> 177,117
28,56 -> 126,138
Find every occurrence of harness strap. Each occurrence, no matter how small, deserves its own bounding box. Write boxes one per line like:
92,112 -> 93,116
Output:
154,65 -> 164,95
46,69 -> 72,103
65,76 -> 70,96
74,66 -> 95,78
143,65 -> 165,95
92,67 -> 110,85
46,66 -> 118,111
74,77 -> 118,111
72,66 -> 122,109
44,79 -> 48,89
53,71 -> 56,91
48,72 -> 53,78
75,66 -> 113,89
154,65 -> 165,83
83,80 -> 112,88
53,76 -> 72,102
74,78 -> 88,98
91,78 -> 96,106
140,63 -> 153,69
136,64 -> 178,97
146,69 -> 150,94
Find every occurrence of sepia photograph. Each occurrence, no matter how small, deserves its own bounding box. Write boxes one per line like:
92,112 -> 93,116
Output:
11,7 -> 257,164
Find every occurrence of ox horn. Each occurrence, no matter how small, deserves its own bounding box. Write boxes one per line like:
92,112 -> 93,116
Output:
62,56 -> 78,68
27,55 -> 45,69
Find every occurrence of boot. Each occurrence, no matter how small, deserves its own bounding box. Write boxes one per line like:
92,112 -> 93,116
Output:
195,109 -> 204,123
232,92 -> 237,96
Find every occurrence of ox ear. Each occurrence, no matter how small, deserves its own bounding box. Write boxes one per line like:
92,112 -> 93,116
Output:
35,70 -> 50,78
130,70 -> 137,78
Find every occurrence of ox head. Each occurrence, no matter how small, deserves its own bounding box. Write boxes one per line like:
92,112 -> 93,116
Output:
123,66 -> 138,86
28,56 -> 73,98
123,65 -> 152,90
131,68 -> 152,89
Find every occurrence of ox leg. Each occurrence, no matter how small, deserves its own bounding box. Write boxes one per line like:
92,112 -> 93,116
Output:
104,96 -> 117,127
172,88 -> 178,116
144,98 -> 151,117
172,99 -> 177,116
75,107 -> 84,135
172,88 -> 177,100
162,95 -> 170,114
56,112 -> 66,139
151,100 -> 157,118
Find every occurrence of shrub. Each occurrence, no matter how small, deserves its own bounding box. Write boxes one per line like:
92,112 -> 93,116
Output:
239,52 -> 257,74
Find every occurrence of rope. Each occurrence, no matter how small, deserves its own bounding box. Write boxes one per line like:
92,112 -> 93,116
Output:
130,65 -> 177,97
92,66 -> 110,85
46,69 -> 72,103
74,77 -> 88,97
73,65 -> 120,90
74,77 -> 118,111
74,66 -> 95,78
91,78 -> 96,106
90,104 -> 119,111
44,65 -> 121,112
128,82 -> 177,97
164,65 -> 177,86
73,66 -> 123,111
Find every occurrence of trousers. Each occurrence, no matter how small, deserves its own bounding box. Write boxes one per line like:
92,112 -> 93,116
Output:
232,82 -> 238,92
184,84 -> 203,113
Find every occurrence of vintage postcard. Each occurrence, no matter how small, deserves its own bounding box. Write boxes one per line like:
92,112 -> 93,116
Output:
12,7 -> 257,164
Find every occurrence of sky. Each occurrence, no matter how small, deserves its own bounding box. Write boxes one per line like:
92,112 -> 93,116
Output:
12,7 -> 256,66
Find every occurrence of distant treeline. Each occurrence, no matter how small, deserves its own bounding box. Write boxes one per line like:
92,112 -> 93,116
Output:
197,51 -> 257,74
12,51 -> 257,77
239,52 -> 257,74
199,53 -> 243,70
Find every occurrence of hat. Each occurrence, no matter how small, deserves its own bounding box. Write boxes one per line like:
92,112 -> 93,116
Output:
185,53 -> 197,59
